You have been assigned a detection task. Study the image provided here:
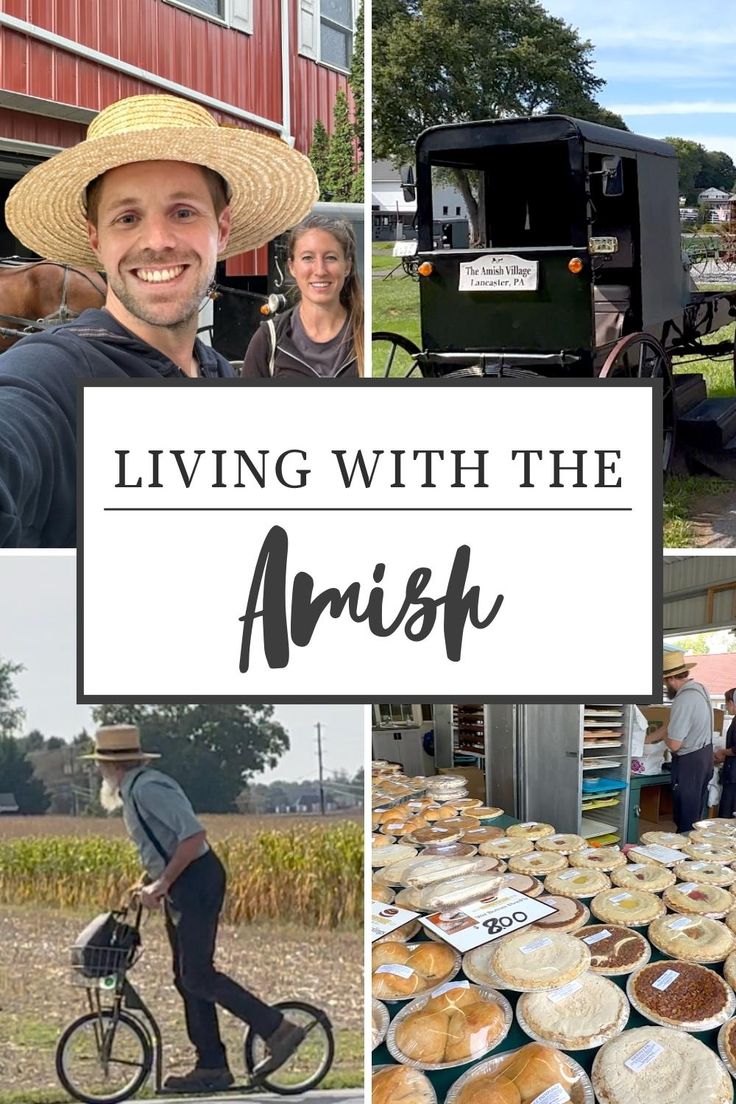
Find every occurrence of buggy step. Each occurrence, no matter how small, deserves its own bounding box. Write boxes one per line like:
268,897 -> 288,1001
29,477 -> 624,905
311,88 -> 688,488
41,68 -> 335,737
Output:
674,373 -> 708,416
676,397 -> 736,451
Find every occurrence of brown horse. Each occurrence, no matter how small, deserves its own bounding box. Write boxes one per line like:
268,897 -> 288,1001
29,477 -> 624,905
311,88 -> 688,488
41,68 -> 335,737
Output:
0,259 -> 106,351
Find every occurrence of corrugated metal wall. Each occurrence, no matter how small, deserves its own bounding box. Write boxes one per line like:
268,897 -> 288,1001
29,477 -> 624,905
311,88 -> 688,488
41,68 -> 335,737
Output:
0,0 -> 355,275
664,557 -> 736,634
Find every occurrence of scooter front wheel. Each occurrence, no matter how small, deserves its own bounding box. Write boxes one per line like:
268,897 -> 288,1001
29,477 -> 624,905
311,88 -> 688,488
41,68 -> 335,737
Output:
56,1009 -> 153,1104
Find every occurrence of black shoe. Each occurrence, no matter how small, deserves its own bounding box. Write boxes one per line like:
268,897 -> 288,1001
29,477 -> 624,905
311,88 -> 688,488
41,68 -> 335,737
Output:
163,1065 -> 235,1093
253,1020 -> 307,1078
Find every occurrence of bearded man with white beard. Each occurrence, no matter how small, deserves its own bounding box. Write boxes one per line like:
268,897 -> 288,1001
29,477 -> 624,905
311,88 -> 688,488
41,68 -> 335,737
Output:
83,724 -> 305,1094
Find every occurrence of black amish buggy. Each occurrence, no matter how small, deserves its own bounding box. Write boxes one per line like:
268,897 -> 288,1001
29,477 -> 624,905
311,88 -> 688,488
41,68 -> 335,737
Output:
373,115 -> 736,475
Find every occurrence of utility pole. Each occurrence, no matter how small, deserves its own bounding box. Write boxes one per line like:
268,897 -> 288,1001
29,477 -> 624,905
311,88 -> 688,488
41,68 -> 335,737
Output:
316,722 -> 326,815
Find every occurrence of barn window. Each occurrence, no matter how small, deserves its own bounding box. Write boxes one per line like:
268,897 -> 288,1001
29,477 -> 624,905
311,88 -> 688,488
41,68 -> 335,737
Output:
163,0 -> 252,33
300,0 -> 356,71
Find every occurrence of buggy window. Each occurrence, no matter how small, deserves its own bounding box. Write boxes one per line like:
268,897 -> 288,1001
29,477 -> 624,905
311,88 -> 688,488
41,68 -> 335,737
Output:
430,141 -> 576,248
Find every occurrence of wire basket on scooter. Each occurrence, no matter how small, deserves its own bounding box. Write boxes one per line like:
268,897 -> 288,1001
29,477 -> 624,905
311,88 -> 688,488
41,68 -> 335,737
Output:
70,911 -> 141,986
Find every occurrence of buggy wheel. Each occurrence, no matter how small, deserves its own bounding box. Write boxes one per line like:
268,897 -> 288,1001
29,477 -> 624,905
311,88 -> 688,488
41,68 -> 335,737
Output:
244,1000 -> 335,1095
56,1010 -> 153,1104
372,331 -> 421,377
599,332 -> 677,472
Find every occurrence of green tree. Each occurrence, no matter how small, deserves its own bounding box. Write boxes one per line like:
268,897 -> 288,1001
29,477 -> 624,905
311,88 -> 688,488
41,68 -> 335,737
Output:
349,4 -> 364,153
90,704 -> 289,813
0,735 -> 49,813
309,120 -> 332,202
0,658 -> 25,738
373,0 -> 606,241
325,90 -> 357,202
668,635 -> 710,655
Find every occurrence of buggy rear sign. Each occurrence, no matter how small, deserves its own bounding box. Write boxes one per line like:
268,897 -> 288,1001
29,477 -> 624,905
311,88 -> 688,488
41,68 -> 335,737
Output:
459,253 -> 538,291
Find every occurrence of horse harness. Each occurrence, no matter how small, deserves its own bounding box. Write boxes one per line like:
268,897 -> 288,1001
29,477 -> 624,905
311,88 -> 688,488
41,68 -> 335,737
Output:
0,258 -> 106,337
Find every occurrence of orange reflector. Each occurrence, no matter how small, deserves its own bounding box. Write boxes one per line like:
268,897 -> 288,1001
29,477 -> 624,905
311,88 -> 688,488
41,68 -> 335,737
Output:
259,304 -> 270,315
568,257 -> 584,274
418,261 -> 434,276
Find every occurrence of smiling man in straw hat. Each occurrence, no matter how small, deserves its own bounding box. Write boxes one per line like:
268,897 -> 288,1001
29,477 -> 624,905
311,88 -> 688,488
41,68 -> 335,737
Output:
0,92 -> 318,548
645,651 -> 714,832
83,723 -> 306,1093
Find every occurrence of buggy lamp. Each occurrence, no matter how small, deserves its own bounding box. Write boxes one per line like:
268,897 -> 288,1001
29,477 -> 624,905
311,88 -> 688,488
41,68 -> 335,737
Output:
589,236 -> 619,255
418,261 -> 434,276
568,257 -> 584,274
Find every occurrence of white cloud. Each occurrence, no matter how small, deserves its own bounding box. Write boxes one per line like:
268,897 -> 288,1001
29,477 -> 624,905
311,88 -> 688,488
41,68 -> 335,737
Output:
612,102 -> 736,117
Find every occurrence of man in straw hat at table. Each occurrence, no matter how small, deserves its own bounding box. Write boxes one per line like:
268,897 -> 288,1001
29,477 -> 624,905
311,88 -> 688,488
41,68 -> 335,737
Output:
0,92 -> 318,548
82,723 -> 306,1093
645,651 -> 715,832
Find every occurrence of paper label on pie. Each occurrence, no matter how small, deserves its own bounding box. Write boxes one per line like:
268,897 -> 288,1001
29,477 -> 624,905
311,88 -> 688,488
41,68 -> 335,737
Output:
548,834 -> 565,842
557,869 -> 582,881
375,964 -> 414,977
633,844 -> 683,863
690,862 -> 707,870
627,864 -> 646,872
583,928 -> 611,945
669,916 -> 693,930
624,1040 -> 664,1072
431,980 -> 470,997
520,936 -> 553,954
546,979 -> 583,1004
652,969 -> 679,991
677,882 -> 699,894
531,1086 -> 571,1104
610,892 -> 631,903
385,822 -> 403,830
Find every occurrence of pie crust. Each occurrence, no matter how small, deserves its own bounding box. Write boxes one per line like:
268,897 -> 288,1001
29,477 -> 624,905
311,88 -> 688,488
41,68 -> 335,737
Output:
506,821 -> 555,841
648,914 -> 736,963
461,826 -> 506,846
639,831 -> 688,848
507,851 -> 568,876
569,847 -> 627,873
662,881 -> 734,919
528,894 -> 589,933
478,836 -> 535,858
372,843 -> 419,869
498,872 -> 544,897
590,887 -> 666,927
674,860 -> 736,887
537,833 -> 587,855
518,971 -> 628,1049
544,868 -> 611,898
574,924 -> 651,975
610,863 -> 675,893
490,929 -> 591,991
592,1025 -> 732,1104
682,843 -> 736,863
724,949 -> 736,991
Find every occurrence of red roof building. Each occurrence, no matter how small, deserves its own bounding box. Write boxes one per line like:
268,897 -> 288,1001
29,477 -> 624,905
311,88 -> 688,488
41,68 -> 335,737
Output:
0,0 -> 358,275
679,653 -> 736,700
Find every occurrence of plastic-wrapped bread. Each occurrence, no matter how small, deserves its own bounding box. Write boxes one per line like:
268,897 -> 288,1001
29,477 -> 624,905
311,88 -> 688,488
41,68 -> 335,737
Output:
403,855 -> 499,888
418,873 -> 503,910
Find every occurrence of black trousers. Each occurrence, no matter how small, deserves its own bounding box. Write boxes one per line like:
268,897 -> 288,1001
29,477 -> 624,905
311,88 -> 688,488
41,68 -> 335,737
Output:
164,849 -> 282,1068
671,744 -> 713,833
720,782 -> 736,818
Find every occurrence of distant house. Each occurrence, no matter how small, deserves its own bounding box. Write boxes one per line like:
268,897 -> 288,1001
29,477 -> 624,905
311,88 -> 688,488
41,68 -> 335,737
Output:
0,792 -> 19,813
697,188 -> 735,222
372,160 -> 468,241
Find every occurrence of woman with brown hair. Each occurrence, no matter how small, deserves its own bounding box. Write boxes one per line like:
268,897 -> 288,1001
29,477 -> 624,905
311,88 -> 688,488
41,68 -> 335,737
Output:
242,214 -> 363,378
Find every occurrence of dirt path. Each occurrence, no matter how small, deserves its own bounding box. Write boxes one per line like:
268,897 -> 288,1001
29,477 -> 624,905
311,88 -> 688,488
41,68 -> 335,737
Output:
0,905 -> 362,1099
686,490 -> 736,547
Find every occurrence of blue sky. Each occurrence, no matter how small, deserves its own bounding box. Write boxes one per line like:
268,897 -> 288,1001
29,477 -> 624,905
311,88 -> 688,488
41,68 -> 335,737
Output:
543,0 -> 736,164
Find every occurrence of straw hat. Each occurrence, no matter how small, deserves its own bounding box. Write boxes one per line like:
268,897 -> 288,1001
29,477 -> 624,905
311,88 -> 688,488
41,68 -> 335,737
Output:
79,724 -> 160,761
5,93 -> 319,269
663,650 -> 697,679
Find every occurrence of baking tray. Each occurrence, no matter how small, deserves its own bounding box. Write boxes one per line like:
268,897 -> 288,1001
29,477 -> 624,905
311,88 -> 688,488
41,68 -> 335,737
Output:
446,1045 -> 594,1104
372,999 -> 390,1050
385,983 -> 512,1070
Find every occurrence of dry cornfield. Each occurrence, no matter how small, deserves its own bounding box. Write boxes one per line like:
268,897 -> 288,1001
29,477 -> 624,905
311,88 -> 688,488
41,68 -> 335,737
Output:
0,815 -> 362,928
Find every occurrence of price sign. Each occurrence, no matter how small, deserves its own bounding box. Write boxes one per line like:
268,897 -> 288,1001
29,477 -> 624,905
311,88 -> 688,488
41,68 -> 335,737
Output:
630,844 -> 683,865
371,900 -> 420,942
419,887 -> 557,952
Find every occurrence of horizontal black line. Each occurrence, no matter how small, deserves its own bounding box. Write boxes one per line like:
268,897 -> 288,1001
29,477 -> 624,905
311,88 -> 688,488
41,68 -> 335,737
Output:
102,506 -> 634,513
